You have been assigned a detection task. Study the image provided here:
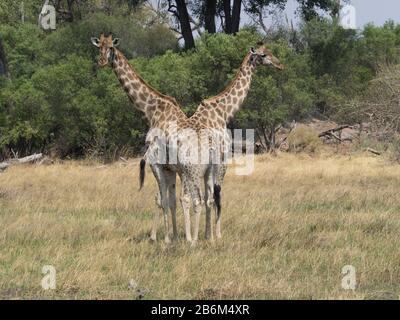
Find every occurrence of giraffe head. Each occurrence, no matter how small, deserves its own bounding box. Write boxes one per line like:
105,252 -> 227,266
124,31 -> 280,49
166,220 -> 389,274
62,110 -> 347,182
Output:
249,45 -> 284,70
91,34 -> 120,67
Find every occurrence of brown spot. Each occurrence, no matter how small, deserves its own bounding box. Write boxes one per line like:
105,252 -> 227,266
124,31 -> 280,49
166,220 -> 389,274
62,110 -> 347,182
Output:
168,114 -> 177,121
233,97 -> 238,104
139,92 -> 147,101
158,113 -> 165,122
147,105 -> 156,114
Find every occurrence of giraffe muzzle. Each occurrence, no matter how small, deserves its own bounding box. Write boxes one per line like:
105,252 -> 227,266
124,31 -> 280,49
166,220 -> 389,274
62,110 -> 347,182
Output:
98,59 -> 108,67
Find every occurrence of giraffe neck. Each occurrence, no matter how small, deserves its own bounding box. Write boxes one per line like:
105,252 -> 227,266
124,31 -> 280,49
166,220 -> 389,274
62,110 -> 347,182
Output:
203,53 -> 256,123
111,49 -> 185,127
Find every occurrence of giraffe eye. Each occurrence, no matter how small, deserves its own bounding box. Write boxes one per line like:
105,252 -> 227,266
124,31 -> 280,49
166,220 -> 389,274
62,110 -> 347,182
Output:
261,54 -> 266,58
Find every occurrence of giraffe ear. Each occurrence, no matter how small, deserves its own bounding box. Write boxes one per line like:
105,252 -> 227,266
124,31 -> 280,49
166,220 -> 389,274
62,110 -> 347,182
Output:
112,38 -> 120,47
250,47 -> 256,54
91,37 -> 100,47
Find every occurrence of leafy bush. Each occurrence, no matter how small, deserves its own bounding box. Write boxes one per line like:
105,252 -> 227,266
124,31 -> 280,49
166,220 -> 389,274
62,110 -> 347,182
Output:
287,125 -> 322,153
2,14 -> 400,160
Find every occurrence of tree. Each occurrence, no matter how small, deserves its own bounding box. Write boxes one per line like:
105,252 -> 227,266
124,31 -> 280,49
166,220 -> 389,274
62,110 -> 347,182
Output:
0,35 -> 8,77
243,0 -> 287,34
222,0 -> 242,34
204,0 -> 217,33
175,0 -> 196,48
297,0 -> 339,21
166,0 -> 196,49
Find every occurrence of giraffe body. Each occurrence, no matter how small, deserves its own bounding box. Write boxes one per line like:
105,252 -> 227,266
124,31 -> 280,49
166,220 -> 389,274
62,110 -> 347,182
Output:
92,35 -> 283,243
92,34 -> 222,244
189,46 -> 284,239
92,34 -> 187,243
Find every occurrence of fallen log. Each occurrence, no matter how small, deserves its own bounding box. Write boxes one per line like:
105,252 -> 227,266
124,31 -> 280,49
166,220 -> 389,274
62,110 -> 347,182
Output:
16,153 -> 43,164
0,162 -> 10,171
366,148 -> 381,156
318,125 -> 353,138
0,153 -> 43,172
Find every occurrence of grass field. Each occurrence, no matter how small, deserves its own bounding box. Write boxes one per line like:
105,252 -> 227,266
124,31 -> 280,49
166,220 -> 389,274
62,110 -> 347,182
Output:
1,153 -> 400,299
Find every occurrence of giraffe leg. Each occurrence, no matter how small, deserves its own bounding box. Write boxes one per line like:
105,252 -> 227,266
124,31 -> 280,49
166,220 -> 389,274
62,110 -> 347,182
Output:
162,199 -> 171,244
160,182 -> 171,244
204,171 -> 214,240
150,165 -> 170,243
166,170 -> 178,241
180,178 -> 192,243
191,174 -> 203,244
215,189 -> 222,239
150,190 -> 161,241
192,197 -> 202,244
215,164 -> 226,239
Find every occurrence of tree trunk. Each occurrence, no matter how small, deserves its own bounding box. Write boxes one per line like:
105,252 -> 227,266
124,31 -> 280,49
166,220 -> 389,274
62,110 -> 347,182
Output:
0,35 -> 9,77
331,0 -> 341,19
204,0 -> 216,34
0,153 -> 44,172
231,0 -> 241,33
269,125 -> 276,150
223,0 -> 232,33
175,0 -> 195,49
261,126 -> 270,150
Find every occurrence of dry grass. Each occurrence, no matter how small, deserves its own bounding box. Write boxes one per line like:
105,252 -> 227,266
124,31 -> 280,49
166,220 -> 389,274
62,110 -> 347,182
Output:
1,153 -> 400,299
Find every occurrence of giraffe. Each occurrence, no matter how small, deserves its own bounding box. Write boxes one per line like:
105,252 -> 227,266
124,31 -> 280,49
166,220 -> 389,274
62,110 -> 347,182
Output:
91,34 -> 189,243
141,44 -> 284,242
92,34 -> 222,245
189,45 -> 284,239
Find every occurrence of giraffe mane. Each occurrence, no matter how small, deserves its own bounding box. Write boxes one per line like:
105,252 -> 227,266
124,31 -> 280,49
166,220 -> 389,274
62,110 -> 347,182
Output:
203,53 -> 251,103
115,49 -> 182,109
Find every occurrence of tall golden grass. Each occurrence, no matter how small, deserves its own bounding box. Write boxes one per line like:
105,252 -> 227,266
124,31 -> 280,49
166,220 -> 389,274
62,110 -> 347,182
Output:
1,153 -> 400,299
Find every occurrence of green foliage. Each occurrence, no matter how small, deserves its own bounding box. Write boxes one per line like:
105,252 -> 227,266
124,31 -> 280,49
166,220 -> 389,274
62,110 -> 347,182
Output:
2,6 -> 400,158
0,23 -> 46,78
133,51 -> 207,113
192,30 -> 263,97
0,0 -> 43,25
43,11 -> 178,63
358,21 -> 400,69
287,124 -> 322,153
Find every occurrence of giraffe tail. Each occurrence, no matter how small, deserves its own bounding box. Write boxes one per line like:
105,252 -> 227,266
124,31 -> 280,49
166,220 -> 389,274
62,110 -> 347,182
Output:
213,184 -> 221,218
139,159 -> 146,190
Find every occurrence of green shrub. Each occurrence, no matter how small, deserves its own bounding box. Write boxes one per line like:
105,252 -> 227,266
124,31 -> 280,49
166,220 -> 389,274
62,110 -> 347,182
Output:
287,125 -> 322,153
